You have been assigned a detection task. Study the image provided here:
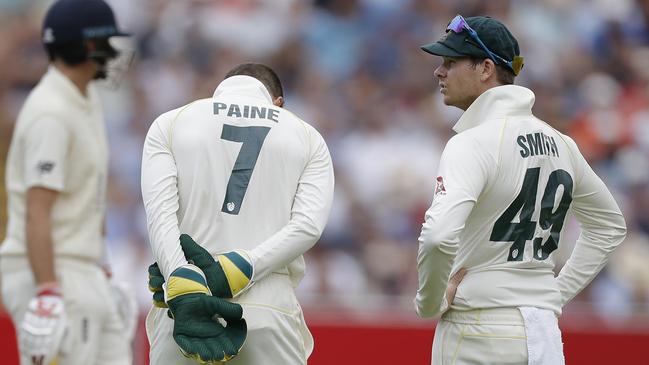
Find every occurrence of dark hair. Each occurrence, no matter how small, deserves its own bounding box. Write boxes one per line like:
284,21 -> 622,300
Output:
46,37 -> 119,67
45,42 -> 88,65
469,57 -> 515,85
225,63 -> 283,98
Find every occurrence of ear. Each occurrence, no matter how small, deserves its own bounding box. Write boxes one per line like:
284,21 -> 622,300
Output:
273,96 -> 284,107
85,39 -> 97,52
480,59 -> 497,82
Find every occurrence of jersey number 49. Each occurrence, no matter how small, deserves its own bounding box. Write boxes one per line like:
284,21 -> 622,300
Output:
490,167 -> 573,262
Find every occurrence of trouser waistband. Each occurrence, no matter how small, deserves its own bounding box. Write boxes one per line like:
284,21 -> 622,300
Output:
441,307 -> 524,325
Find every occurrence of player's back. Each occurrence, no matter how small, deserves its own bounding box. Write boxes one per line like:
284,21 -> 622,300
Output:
452,106 -> 584,314
161,76 -> 319,260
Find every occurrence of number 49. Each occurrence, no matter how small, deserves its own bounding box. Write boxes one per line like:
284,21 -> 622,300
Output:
489,167 -> 573,261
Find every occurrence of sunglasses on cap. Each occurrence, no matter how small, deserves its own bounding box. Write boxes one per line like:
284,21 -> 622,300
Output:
446,15 -> 524,76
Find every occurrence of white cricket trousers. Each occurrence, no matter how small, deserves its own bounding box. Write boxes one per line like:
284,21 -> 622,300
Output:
147,272 -> 313,365
0,256 -> 132,365
432,307 -> 563,365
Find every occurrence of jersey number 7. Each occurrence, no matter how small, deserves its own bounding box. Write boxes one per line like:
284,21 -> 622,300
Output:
490,167 -> 573,261
220,124 -> 271,215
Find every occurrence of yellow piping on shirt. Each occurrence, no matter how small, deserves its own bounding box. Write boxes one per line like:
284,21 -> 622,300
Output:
168,99 -> 208,152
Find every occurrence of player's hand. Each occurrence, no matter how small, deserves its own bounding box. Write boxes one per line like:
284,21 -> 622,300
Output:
180,234 -> 254,298
109,280 -> 139,341
148,262 -> 167,308
445,268 -> 467,305
19,283 -> 67,365
167,264 -> 247,363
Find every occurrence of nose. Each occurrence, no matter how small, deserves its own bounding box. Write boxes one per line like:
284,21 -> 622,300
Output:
434,64 -> 445,79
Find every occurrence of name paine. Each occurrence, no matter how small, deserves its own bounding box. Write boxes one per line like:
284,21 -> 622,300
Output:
214,102 -> 279,123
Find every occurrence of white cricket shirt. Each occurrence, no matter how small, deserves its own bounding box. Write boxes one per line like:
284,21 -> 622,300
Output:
141,75 -> 334,285
416,85 -> 626,317
1,66 -> 109,261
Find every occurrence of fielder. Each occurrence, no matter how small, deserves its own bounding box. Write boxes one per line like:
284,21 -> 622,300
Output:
142,63 -> 334,364
416,15 -> 626,364
0,0 -> 134,364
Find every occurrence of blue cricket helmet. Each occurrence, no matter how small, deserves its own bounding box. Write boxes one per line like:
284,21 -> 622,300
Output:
42,0 -> 130,67
42,0 -> 128,46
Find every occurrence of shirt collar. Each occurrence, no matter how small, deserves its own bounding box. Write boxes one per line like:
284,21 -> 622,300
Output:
452,85 -> 536,133
213,75 -> 273,104
44,65 -> 95,108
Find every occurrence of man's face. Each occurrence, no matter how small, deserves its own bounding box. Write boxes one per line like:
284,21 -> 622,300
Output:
434,57 -> 483,110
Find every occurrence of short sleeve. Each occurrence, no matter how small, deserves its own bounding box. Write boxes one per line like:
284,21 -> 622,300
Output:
23,117 -> 70,191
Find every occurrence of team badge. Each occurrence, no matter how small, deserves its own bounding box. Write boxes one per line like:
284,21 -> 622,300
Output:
434,176 -> 446,197
226,202 -> 236,212
43,28 -> 55,44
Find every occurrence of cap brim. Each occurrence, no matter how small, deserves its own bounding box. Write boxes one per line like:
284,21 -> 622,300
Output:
421,41 -> 465,58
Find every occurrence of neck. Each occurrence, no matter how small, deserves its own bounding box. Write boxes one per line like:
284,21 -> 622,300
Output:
52,60 -> 96,96
463,80 -> 503,110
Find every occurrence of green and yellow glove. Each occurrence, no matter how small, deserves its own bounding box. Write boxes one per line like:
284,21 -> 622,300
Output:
148,263 -> 167,308
179,234 -> 254,298
166,264 -> 247,363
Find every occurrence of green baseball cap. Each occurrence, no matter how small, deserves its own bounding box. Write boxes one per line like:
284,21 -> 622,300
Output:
422,16 -> 524,75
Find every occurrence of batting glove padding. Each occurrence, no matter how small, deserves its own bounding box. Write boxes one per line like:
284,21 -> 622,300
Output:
19,285 -> 67,365
179,234 -> 254,298
167,264 -> 247,363
148,262 -> 167,308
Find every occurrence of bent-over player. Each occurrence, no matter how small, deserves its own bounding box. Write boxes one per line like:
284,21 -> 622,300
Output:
142,63 -> 334,364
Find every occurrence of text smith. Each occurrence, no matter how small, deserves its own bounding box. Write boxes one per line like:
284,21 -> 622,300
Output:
517,132 -> 559,158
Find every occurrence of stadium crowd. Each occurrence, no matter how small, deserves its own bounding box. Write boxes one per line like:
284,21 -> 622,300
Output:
0,0 -> 648,322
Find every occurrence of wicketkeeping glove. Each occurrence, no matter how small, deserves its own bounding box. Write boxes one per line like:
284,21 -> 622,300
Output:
166,264 -> 247,363
148,262 -> 167,308
179,234 -> 254,298
19,284 -> 67,365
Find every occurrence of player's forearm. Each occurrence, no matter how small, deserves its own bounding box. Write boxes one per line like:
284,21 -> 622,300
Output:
559,168 -> 627,306
26,211 -> 57,285
415,220 -> 458,318
249,212 -> 325,280
25,187 -> 59,285
142,169 -> 187,280
556,221 -> 626,305
141,120 -> 187,279
250,143 -> 334,280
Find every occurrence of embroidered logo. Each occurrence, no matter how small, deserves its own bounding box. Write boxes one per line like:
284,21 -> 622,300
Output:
37,161 -> 55,174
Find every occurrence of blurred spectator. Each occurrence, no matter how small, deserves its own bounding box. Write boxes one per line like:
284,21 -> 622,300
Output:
0,0 -> 647,321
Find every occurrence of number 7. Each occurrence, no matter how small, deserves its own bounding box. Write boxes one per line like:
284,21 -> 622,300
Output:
220,125 -> 271,215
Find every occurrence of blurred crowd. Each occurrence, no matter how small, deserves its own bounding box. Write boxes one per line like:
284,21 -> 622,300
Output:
1,0 -> 648,322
